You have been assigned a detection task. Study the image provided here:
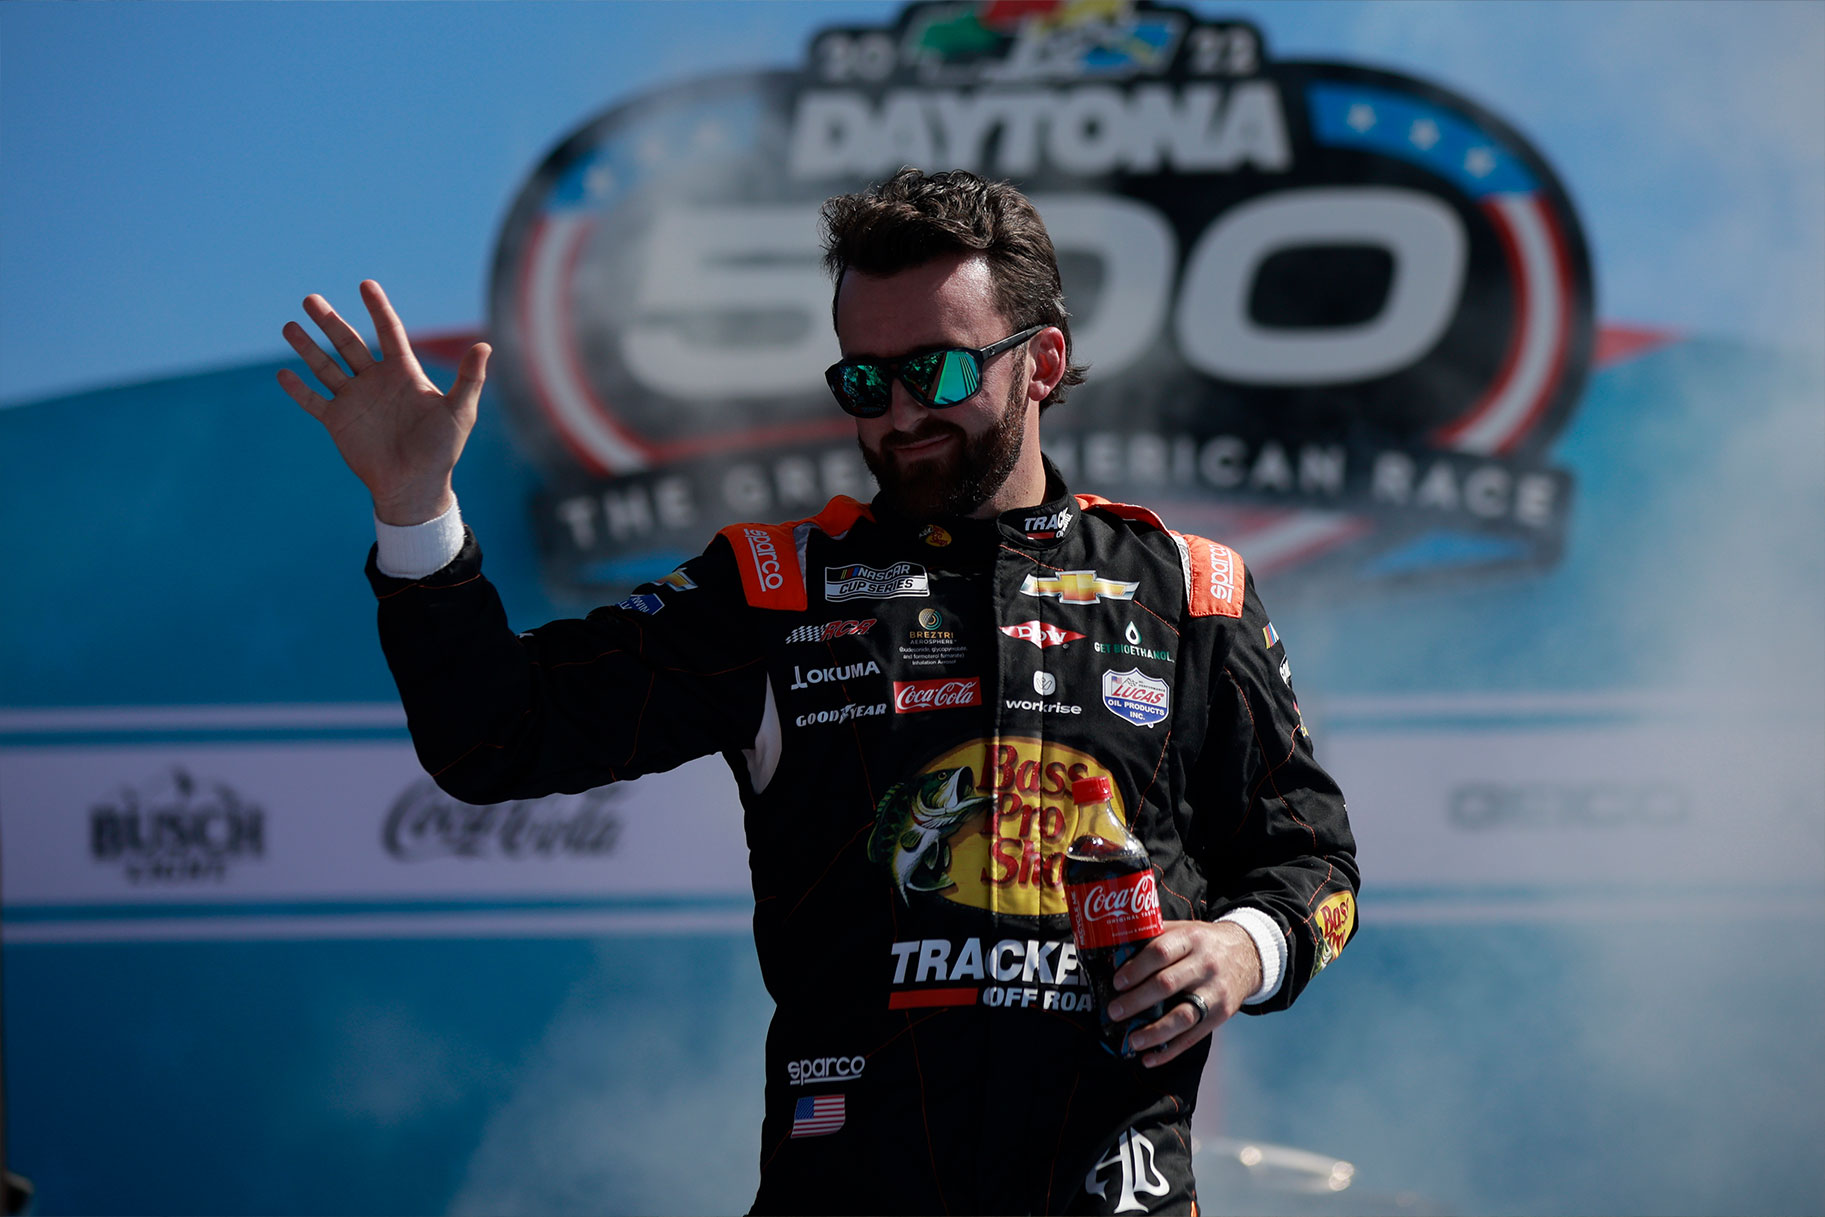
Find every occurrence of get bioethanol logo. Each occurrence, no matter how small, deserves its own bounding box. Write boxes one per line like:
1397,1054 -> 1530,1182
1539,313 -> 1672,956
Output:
490,0 -> 1592,596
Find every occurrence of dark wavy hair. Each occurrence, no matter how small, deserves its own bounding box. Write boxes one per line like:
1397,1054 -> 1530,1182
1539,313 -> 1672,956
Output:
820,167 -> 1087,410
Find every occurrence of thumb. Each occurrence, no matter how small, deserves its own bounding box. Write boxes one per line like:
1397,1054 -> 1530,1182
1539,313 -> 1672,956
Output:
447,342 -> 491,418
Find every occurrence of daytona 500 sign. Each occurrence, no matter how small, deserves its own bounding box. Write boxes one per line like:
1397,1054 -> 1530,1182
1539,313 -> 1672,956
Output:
487,0 -> 1592,596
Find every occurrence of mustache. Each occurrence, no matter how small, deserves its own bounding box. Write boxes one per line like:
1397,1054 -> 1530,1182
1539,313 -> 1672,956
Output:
881,420 -> 964,450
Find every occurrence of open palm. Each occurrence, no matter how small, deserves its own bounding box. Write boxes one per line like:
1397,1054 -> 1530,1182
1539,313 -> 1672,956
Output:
278,280 -> 490,525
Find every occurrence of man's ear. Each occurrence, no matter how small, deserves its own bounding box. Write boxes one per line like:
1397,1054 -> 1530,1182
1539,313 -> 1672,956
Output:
1026,326 -> 1068,405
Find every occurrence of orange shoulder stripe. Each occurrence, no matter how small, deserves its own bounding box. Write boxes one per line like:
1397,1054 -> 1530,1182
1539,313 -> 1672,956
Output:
1174,531 -> 1246,618
717,495 -> 875,610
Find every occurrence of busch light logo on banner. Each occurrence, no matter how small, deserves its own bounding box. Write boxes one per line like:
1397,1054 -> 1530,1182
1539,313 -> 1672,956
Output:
488,0 -> 1592,598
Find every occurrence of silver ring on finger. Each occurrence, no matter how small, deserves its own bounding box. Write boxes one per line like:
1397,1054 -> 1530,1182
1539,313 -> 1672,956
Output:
1184,991 -> 1209,1026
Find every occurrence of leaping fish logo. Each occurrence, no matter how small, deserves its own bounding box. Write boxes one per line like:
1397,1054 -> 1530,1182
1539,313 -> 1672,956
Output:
867,767 -> 991,900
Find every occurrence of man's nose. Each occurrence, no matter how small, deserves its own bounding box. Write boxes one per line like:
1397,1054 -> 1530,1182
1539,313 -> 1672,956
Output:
886,378 -> 930,430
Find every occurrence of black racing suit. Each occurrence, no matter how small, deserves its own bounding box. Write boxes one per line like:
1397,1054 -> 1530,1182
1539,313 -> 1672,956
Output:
367,465 -> 1358,1215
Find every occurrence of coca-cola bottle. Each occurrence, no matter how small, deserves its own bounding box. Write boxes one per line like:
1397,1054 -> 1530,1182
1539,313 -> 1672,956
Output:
1063,775 -> 1166,1056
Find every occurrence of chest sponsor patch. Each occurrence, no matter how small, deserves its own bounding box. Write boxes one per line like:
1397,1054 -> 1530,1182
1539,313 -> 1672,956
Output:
1102,668 -> 1171,728
825,562 -> 929,602
1000,620 -> 1087,649
866,737 -> 1123,918
1093,620 -> 1175,663
892,676 -> 981,714
1019,569 -> 1139,605
1021,506 -> 1073,540
789,660 -> 880,690
784,618 -> 876,645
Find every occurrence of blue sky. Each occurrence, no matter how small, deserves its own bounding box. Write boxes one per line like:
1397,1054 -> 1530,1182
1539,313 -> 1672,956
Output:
2,0 -> 1821,406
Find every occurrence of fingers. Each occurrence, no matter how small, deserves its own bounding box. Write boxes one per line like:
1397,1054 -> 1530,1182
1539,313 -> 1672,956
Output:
446,342 -> 492,416
303,292 -> 378,374
1129,993 -> 1217,1068
275,367 -> 331,419
360,279 -> 418,366
281,320 -> 350,393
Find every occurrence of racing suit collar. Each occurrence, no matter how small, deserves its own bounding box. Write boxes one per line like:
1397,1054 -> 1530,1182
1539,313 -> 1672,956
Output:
870,458 -> 1078,557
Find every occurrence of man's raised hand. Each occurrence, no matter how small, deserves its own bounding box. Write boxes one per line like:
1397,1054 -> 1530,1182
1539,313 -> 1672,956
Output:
278,280 -> 490,525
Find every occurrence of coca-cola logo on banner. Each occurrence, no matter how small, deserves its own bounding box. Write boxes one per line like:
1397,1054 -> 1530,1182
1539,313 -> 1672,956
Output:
490,0 -> 1591,597
383,779 -> 623,860
89,766 -> 266,884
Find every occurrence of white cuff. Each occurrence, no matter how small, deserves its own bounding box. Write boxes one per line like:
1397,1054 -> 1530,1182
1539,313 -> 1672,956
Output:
374,499 -> 464,578
1217,906 -> 1287,1006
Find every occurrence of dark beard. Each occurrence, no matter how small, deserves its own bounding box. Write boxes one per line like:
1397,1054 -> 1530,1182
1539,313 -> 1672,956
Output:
860,374 -> 1026,521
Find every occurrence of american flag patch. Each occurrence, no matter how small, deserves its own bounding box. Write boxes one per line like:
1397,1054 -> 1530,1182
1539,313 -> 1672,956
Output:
790,1094 -> 845,1138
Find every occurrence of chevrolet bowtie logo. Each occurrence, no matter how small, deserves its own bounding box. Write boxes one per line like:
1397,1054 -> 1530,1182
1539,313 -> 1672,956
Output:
1019,570 -> 1140,605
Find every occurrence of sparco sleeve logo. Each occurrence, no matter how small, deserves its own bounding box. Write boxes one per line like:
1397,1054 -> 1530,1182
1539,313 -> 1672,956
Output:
488,1 -> 1592,599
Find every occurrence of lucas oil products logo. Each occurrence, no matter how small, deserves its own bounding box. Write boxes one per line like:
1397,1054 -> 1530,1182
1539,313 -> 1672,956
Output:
866,737 -> 1125,917
1103,668 -> 1171,727
825,562 -> 929,602
488,1 -> 1592,600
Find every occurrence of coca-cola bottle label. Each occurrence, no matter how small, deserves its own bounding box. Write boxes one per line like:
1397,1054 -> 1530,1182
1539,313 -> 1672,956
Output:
1065,869 -> 1165,949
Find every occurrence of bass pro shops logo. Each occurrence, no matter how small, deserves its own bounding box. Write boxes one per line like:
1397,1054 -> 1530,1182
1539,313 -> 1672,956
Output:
866,737 -> 1129,917
491,0 -> 1591,598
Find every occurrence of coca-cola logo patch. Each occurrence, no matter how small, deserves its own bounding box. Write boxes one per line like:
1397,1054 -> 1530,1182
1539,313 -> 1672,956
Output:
893,677 -> 983,714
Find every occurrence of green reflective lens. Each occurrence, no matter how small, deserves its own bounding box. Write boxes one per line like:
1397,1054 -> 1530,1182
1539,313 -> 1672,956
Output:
929,350 -> 981,405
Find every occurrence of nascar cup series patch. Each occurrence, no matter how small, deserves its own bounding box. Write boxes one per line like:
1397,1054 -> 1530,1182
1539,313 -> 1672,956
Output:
1101,668 -> 1171,727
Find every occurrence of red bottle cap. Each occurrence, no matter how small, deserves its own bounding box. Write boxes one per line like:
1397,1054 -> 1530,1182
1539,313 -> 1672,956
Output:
1071,775 -> 1113,804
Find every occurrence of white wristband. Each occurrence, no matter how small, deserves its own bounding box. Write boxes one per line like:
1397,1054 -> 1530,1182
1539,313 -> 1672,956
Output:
374,499 -> 465,578
1217,906 -> 1287,1006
